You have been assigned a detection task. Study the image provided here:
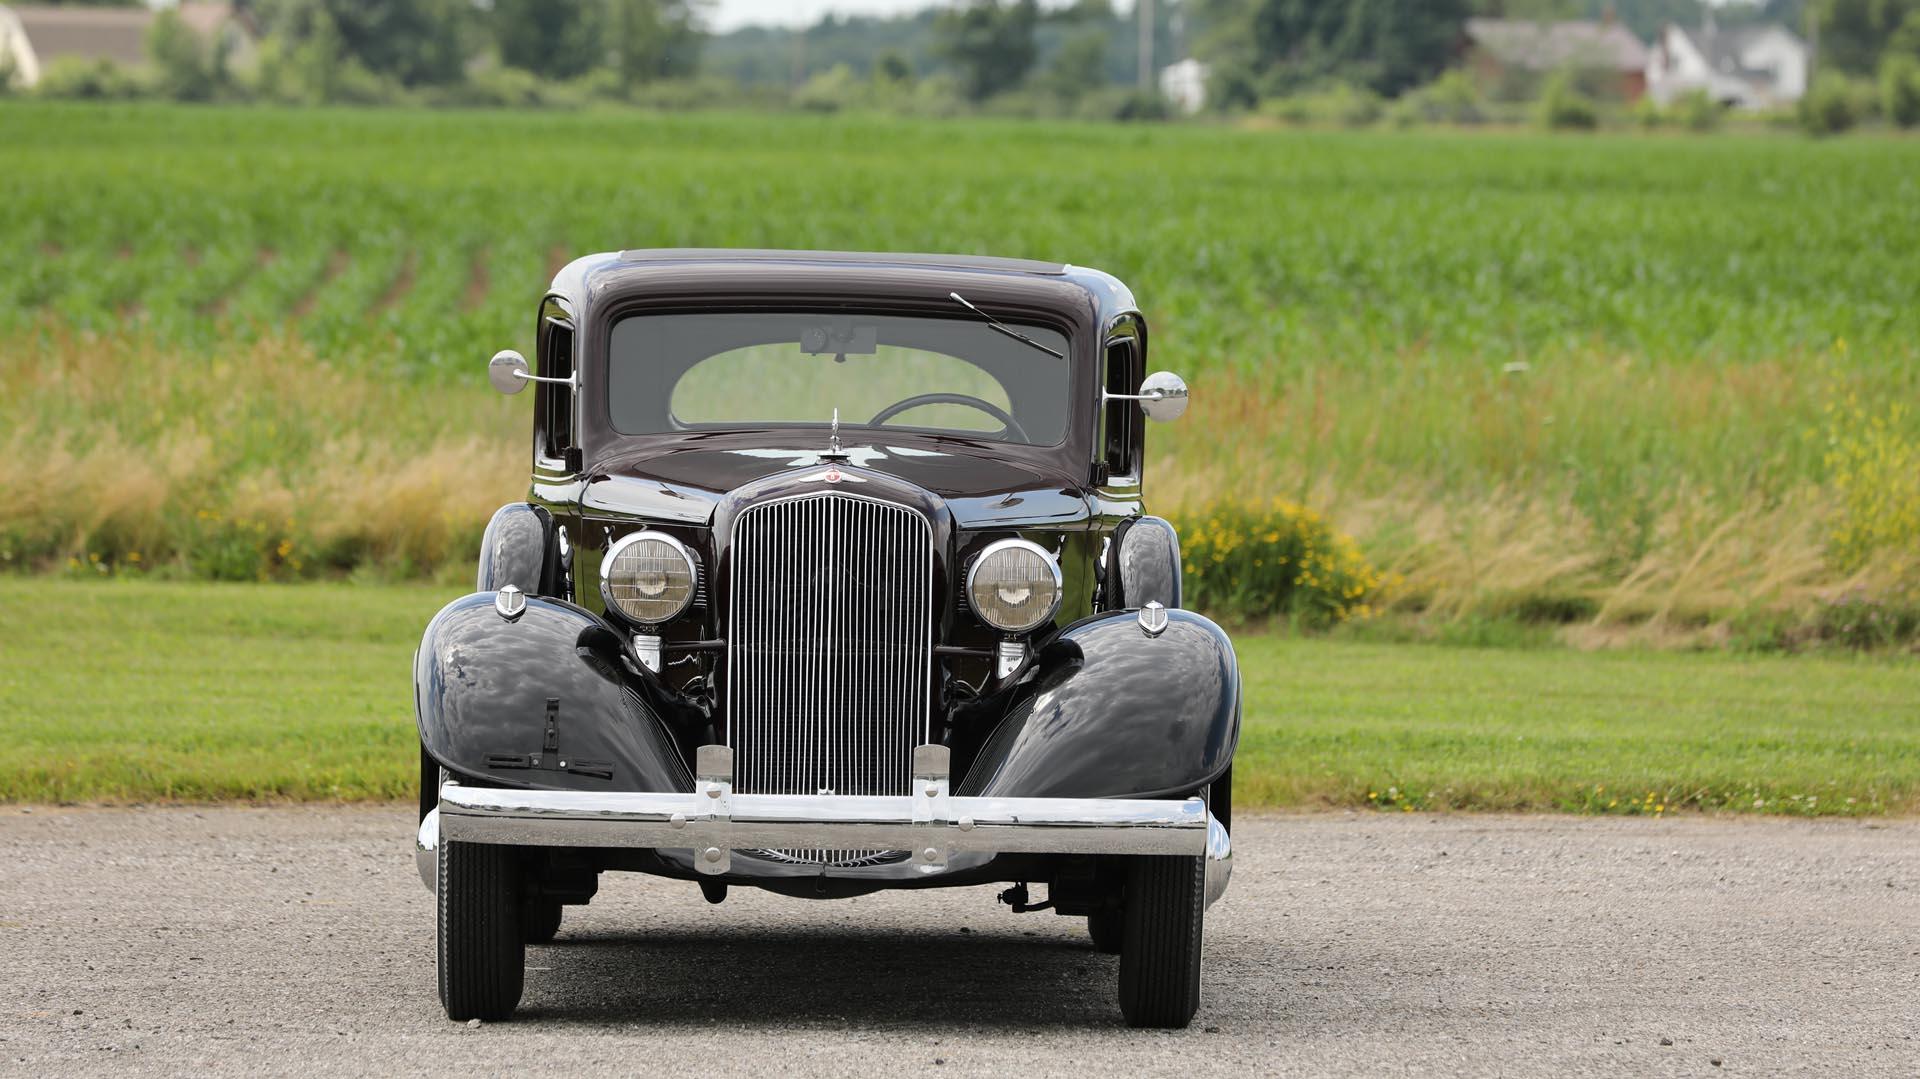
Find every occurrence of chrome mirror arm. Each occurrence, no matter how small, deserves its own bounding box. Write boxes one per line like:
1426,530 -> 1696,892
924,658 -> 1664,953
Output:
513,370 -> 577,388
1108,370 -> 1190,422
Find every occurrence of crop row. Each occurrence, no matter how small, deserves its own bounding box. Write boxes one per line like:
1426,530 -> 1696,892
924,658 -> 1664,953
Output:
3,104 -> 1918,384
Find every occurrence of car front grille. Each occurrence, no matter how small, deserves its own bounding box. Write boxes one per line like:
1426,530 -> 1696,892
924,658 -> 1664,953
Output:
725,491 -> 933,867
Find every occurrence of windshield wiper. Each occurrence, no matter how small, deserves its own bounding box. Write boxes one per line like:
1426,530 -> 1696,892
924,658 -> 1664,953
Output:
948,291 -> 1064,359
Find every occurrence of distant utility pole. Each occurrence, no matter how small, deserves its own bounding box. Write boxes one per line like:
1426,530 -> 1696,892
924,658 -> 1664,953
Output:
1137,0 -> 1154,92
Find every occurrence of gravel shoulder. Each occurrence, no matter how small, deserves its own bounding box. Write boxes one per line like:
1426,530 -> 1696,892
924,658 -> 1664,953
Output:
2,807 -> 1916,1077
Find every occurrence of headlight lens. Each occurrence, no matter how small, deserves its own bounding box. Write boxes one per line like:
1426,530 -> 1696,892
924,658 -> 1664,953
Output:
601,531 -> 696,624
966,539 -> 1062,634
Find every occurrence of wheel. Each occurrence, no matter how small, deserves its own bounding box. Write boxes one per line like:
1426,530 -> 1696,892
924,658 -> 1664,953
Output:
1087,907 -> 1123,954
1116,854 -> 1206,1029
520,898 -> 562,945
437,838 -> 525,1021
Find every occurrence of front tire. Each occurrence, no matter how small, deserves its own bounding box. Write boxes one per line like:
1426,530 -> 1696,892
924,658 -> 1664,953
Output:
1117,854 -> 1206,1028
437,839 -> 525,1021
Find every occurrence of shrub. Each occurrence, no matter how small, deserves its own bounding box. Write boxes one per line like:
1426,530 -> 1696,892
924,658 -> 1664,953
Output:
430,66 -> 552,108
1823,398 -> 1920,571
1258,81 -> 1383,127
793,63 -> 862,113
147,9 -> 215,102
1111,90 -> 1172,122
1538,71 -> 1598,131
1631,96 -> 1664,129
1883,54 -> 1920,129
1801,73 -> 1870,135
1672,88 -> 1721,132
1392,70 -> 1486,126
34,57 -> 147,100
1173,500 -> 1384,627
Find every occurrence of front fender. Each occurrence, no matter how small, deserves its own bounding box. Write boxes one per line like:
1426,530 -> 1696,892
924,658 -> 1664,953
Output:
956,609 -> 1238,800
413,593 -> 693,794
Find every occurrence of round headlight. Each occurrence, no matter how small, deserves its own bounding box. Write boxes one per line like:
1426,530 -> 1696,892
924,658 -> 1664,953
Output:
966,539 -> 1062,634
601,531 -> 697,624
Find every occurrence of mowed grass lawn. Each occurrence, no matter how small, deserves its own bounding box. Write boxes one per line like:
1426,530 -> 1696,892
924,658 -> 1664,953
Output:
6,579 -> 1917,814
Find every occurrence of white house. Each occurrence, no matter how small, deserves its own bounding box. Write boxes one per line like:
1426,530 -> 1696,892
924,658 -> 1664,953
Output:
0,2 -> 256,88
1645,20 -> 1808,109
1159,57 -> 1207,115
0,4 -> 41,86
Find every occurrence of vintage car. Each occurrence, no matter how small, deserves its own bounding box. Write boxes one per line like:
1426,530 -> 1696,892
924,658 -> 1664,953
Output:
413,249 -> 1239,1028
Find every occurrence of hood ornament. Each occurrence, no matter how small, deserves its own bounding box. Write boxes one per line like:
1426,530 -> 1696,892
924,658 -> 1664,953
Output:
822,407 -> 850,461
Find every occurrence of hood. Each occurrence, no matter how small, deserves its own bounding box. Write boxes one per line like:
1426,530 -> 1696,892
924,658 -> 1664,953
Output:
581,437 -> 1093,530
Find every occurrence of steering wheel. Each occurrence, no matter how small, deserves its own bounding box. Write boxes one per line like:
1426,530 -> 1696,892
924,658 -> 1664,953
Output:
869,393 -> 1031,442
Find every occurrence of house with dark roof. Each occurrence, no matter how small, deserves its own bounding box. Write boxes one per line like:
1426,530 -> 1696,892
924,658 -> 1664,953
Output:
0,3 -> 255,88
1645,20 -> 1807,109
1463,16 -> 1650,101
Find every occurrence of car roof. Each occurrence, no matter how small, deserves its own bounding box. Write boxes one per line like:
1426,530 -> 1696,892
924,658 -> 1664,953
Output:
611,248 -> 1069,276
547,249 -> 1138,340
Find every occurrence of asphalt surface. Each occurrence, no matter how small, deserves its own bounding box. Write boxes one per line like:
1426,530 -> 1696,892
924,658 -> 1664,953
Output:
1,807 -> 1916,1078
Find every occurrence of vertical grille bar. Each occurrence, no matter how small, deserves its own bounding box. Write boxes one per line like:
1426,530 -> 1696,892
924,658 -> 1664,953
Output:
726,492 -> 933,866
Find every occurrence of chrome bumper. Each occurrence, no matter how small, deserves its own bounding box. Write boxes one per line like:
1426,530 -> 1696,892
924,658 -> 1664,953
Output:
416,744 -> 1233,907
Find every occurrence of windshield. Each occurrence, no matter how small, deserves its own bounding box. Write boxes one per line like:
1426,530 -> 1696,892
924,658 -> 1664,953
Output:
606,311 -> 1071,446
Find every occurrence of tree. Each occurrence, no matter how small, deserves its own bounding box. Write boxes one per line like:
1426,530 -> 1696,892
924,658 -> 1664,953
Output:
147,9 -> 215,100
1040,29 -> 1108,101
1884,52 -> 1920,127
252,0 -> 470,87
607,0 -> 703,90
934,0 -> 1041,102
1198,0 -> 1470,98
493,0 -> 603,81
1814,0 -> 1920,75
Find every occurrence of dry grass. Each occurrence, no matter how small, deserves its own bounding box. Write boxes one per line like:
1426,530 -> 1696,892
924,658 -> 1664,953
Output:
5,327 -> 1917,646
0,329 -> 523,580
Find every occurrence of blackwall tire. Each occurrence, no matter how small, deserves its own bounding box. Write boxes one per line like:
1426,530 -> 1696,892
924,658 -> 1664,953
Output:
1117,854 -> 1205,1029
521,898 -> 563,945
1088,907 -> 1124,955
437,839 -> 525,1021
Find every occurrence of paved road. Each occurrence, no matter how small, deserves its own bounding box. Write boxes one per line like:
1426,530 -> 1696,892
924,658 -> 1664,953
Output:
2,807 -> 1916,1077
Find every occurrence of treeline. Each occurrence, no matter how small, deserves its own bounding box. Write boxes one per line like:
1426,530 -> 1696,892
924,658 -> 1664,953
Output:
8,0 -> 704,107
3,0 -> 1917,132
1193,0 -> 1917,134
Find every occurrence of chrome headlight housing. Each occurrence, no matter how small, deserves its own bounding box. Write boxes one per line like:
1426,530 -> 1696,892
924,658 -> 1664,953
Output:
966,538 -> 1062,634
601,531 -> 697,625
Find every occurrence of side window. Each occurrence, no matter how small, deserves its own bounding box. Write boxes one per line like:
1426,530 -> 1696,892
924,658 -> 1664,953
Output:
1102,336 -> 1140,481
537,313 -> 575,466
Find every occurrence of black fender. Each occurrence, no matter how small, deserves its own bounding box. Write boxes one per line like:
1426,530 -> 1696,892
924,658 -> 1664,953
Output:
476,502 -> 560,596
414,592 -> 693,794
955,608 -> 1237,800
1110,515 -> 1182,610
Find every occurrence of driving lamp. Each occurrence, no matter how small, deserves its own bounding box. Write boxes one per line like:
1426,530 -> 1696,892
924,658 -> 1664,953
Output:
966,539 -> 1062,634
601,531 -> 697,624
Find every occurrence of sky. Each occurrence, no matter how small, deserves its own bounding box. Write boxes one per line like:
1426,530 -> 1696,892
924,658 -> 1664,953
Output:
706,0 -> 1103,33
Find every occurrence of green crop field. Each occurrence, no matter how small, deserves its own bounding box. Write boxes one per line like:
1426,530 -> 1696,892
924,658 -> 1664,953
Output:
4,580 -> 1916,813
3,103 -> 1919,643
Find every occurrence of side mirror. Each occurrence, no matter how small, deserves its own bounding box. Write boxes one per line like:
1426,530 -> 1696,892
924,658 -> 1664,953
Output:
488,349 -> 577,396
1107,370 -> 1189,423
488,349 -> 531,395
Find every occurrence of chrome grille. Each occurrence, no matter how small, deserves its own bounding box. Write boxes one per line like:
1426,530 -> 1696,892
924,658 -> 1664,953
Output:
726,492 -> 933,866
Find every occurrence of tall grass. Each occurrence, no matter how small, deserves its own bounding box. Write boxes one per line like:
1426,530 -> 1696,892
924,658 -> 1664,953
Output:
2,105 -> 1918,641
0,331 -> 523,580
